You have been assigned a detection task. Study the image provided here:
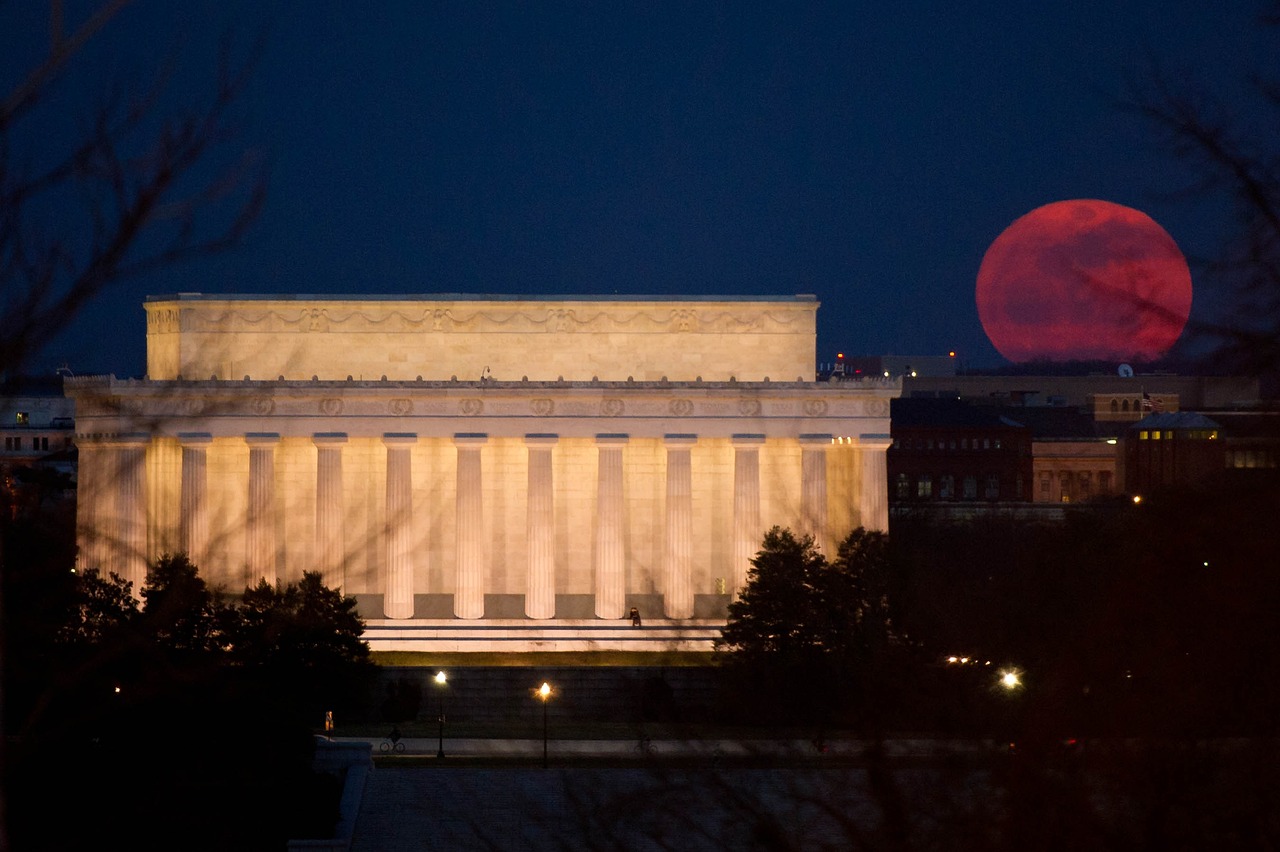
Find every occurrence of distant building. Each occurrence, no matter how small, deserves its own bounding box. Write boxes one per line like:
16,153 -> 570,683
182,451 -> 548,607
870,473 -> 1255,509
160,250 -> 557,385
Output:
1012,406 -> 1125,503
902,373 -> 1257,409
1,379 -> 76,519
822,353 -> 958,381
1124,412 -> 1226,493
888,397 -> 1033,512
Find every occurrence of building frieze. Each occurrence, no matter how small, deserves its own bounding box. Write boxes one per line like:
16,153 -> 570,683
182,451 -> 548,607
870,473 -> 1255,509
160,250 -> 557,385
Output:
145,301 -> 815,337
66,375 -> 897,432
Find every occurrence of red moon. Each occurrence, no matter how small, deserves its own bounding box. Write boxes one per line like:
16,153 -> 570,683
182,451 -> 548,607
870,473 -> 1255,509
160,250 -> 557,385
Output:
975,199 -> 1192,363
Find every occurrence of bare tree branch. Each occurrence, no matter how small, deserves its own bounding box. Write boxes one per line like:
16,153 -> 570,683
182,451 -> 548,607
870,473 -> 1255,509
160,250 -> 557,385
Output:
0,2 -> 267,376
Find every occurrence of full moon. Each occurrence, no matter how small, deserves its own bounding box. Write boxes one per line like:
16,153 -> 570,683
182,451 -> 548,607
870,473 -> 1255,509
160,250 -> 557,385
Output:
975,199 -> 1192,363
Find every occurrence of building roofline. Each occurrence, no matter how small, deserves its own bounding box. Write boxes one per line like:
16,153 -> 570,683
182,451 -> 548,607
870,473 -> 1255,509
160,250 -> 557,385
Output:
145,292 -> 819,304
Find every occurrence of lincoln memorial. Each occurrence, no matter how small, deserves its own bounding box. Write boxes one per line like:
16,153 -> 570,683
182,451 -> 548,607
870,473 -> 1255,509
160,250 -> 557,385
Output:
67,294 -> 899,651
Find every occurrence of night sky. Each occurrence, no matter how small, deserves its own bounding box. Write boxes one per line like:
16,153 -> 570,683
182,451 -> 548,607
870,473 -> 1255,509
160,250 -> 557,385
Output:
5,1 -> 1272,377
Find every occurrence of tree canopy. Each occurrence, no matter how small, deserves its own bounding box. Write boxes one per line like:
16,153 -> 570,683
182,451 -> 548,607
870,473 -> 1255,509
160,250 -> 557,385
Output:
5,549 -> 372,850
717,526 -> 901,724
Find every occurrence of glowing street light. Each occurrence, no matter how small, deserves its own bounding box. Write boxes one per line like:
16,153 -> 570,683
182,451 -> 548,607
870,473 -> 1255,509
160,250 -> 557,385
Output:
434,671 -> 448,758
537,682 -> 553,769
999,670 -> 1022,690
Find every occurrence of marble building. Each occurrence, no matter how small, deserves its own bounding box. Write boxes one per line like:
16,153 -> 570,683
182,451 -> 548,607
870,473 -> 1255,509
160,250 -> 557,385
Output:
67,294 -> 898,651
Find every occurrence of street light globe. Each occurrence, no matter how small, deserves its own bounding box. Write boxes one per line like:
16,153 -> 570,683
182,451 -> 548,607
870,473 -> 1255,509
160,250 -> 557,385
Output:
538,682 -> 552,700
435,670 -> 447,685
1000,670 -> 1021,690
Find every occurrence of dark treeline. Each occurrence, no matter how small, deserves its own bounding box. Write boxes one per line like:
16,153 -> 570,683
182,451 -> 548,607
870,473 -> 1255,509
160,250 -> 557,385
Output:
1,504 -> 376,851
718,471 -> 1280,743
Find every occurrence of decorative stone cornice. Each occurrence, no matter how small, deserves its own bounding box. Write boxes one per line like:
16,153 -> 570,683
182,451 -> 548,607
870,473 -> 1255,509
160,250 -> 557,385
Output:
66,375 -> 900,440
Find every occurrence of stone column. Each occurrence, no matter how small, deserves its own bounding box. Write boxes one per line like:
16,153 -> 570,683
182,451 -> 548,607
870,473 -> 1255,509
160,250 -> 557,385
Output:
593,434 -> 628,619
454,433 -> 488,619
524,434 -> 558,619
178,433 -> 213,569
857,434 -> 892,532
245,433 -> 280,587
662,434 -> 697,619
75,438 -> 104,574
731,434 -> 765,598
111,433 -> 150,595
313,433 -> 348,589
799,434 -> 831,551
383,433 -> 417,619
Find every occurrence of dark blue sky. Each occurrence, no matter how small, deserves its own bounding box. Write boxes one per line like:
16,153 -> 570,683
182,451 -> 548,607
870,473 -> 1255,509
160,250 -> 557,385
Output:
6,1 -> 1272,377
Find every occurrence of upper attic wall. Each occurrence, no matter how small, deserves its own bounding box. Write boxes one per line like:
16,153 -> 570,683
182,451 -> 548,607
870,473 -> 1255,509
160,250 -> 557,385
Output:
144,295 -> 819,382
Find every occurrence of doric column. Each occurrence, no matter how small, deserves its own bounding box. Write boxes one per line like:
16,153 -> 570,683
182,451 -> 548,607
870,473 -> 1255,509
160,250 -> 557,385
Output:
383,433 -> 417,619
524,434 -> 558,619
245,433 -> 280,587
75,438 -> 104,574
857,434 -> 892,532
662,434 -> 697,619
313,433 -> 348,589
178,433 -> 212,569
111,433 -> 150,595
799,434 -> 831,550
731,434 -> 765,599
454,433 -> 488,619
593,434 -> 628,619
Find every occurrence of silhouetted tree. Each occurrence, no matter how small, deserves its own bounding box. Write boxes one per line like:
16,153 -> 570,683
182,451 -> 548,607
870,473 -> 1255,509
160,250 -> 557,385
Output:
1,4 -> 265,843
230,571 -> 374,721
1126,1 -> 1280,379
57,566 -> 136,645
718,526 -> 904,725
138,552 -> 227,658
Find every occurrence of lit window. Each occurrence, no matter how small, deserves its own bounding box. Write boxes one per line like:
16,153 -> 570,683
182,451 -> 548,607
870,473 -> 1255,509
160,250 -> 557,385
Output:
1152,431 -> 1161,440
917,475 -> 933,499
1139,431 -> 1149,440
15,412 -> 29,426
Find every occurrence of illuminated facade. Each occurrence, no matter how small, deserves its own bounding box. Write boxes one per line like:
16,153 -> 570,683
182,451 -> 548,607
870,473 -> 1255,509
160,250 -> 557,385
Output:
67,294 -> 899,651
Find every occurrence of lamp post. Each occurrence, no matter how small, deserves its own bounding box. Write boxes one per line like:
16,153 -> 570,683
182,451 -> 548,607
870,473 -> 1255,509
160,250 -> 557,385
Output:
435,670 -> 447,758
537,682 -> 552,769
